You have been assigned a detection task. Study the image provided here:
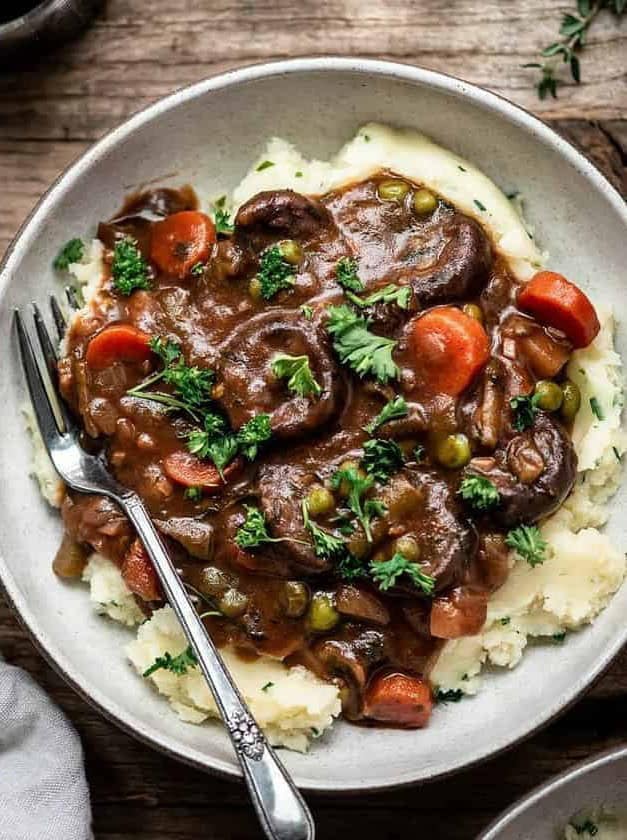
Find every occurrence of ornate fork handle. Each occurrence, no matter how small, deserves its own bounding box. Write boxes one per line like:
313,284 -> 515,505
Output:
121,495 -> 314,840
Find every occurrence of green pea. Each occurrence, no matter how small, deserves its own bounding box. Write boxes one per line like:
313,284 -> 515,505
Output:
413,189 -> 438,216
278,239 -> 303,265
377,179 -> 410,202
463,303 -> 484,324
218,588 -> 249,618
307,593 -> 340,632
560,380 -> 581,422
534,380 -> 564,412
249,276 -> 262,301
393,535 -> 421,562
435,433 -> 471,469
280,581 -> 310,618
306,484 -> 335,517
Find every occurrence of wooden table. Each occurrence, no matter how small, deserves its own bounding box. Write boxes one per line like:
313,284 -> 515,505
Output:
1,2 -> 625,837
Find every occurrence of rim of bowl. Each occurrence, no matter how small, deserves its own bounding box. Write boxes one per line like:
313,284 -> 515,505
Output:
477,744 -> 627,838
1,57 -> 626,794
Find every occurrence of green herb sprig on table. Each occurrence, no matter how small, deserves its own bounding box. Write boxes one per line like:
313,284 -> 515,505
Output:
524,1 -> 626,99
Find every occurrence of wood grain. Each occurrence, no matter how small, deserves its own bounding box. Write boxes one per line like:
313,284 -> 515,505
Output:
1,1 -> 626,837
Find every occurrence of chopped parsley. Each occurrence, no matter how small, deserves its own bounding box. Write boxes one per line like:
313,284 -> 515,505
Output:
53,237 -> 84,270
570,820 -> 598,836
235,505 -> 300,550
256,160 -> 275,171
613,446 -> 623,462
346,283 -> 412,310
300,304 -> 314,320
257,245 -> 295,300
590,396 -> 604,421
364,395 -> 408,434
335,257 -> 364,293
295,171 -> 303,178
187,412 -> 238,475
506,524 -> 548,567
473,199 -> 487,212
370,552 -> 435,595
261,682 -> 274,692
184,486 -> 203,501
327,304 -> 399,384
361,438 -> 404,483
330,466 -> 385,542
552,631 -> 567,644
111,237 -> 151,296
510,393 -> 539,432
236,413 -> 272,460
190,261 -> 206,276
302,499 -> 347,561
336,551 -> 367,581
271,353 -> 322,398
213,204 -> 234,235
500,616 -> 511,626
457,165 -> 467,173
435,688 -> 464,703
143,646 -> 198,678
458,475 -> 500,512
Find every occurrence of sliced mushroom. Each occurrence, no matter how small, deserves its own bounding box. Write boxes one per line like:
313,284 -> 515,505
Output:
154,517 -> 214,560
235,190 -> 334,242
314,630 -> 385,719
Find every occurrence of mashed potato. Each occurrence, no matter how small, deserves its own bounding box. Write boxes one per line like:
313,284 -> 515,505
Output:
29,124 -> 624,749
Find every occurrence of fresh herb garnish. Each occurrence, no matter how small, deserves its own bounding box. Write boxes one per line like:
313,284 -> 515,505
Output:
510,394 -> 540,432
506,524 -> 548,567
570,819 -> 599,836
335,257 -> 364,293
256,160 -> 275,171
524,1 -> 626,100
369,552 -> 435,595
500,616 -> 511,626
300,304 -> 314,320
236,413 -> 272,460
346,283 -> 412,310
235,505 -> 304,550
435,688 -> 464,703
214,207 -> 234,235
336,551 -> 367,581
327,304 -> 399,384
184,486 -> 203,501
262,682 -> 274,692
552,631 -> 567,644
271,353 -> 322,398
364,395 -> 408,434
590,396 -> 604,420
186,412 -> 237,476
111,237 -> 151,296
330,466 -> 385,542
143,646 -> 198,678
459,475 -> 500,512
190,261 -> 206,276
613,446 -> 623,462
302,500 -> 347,561
361,439 -> 404,483
257,245 -> 295,300
53,238 -> 84,271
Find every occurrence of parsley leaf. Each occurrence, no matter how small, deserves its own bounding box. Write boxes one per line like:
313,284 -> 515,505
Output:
53,238 -> 84,271
369,552 -> 435,595
302,500 -> 347,561
335,257 -> 364,293
236,414 -> 272,460
330,466 -> 385,542
256,160 -> 275,171
184,487 -> 203,501
435,688 -> 464,703
458,475 -> 500,512
214,207 -> 234,235
346,283 -> 412,310
187,413 -> 237,476
257,245 -> 295,300
327,304 -> 399,384
163,359 -> 214,409
149,336 -> 182,366
262,681 -> 274,692
570,819 -> 599,837
510,394 -> 540,431
143,646 -> 198,678
235,505 -> 299,549
364,395 -> 408,434
361,438 -> 404,483
336,552 -> 367,581
271,353 -> 322,398
590,396 -> 604,420
300,304 -> 314,321
111,237 -> 151,296
506,524 -> 548,567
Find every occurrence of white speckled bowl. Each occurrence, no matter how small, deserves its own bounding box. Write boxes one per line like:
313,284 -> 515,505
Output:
1,58 -> 626,792
479,746 -> 627,838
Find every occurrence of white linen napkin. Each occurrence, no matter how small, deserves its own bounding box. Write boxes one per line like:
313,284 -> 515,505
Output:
0,662 -> 92,840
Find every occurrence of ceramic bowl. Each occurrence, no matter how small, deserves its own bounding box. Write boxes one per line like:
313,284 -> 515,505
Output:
1,58 -> 626,793
479,746 -> 627,838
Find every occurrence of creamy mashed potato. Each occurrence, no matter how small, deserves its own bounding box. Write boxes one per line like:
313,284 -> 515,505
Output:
27,124 -> 624,749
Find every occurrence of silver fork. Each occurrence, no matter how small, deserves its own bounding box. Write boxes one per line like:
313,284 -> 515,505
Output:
15,300 -> 315,840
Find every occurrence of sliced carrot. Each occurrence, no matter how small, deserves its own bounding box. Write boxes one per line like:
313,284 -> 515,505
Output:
163,450 -> 242,490
364,672 -> 433,727
410,306 -> 490,396
518,271 -> 600,349
85,324 -> 152,369
430,587 -> 488,639
150,211 -> 216,279
121,539 -> 162,602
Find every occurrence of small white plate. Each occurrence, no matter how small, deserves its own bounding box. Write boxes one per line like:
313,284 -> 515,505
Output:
1,58 -> 626,792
